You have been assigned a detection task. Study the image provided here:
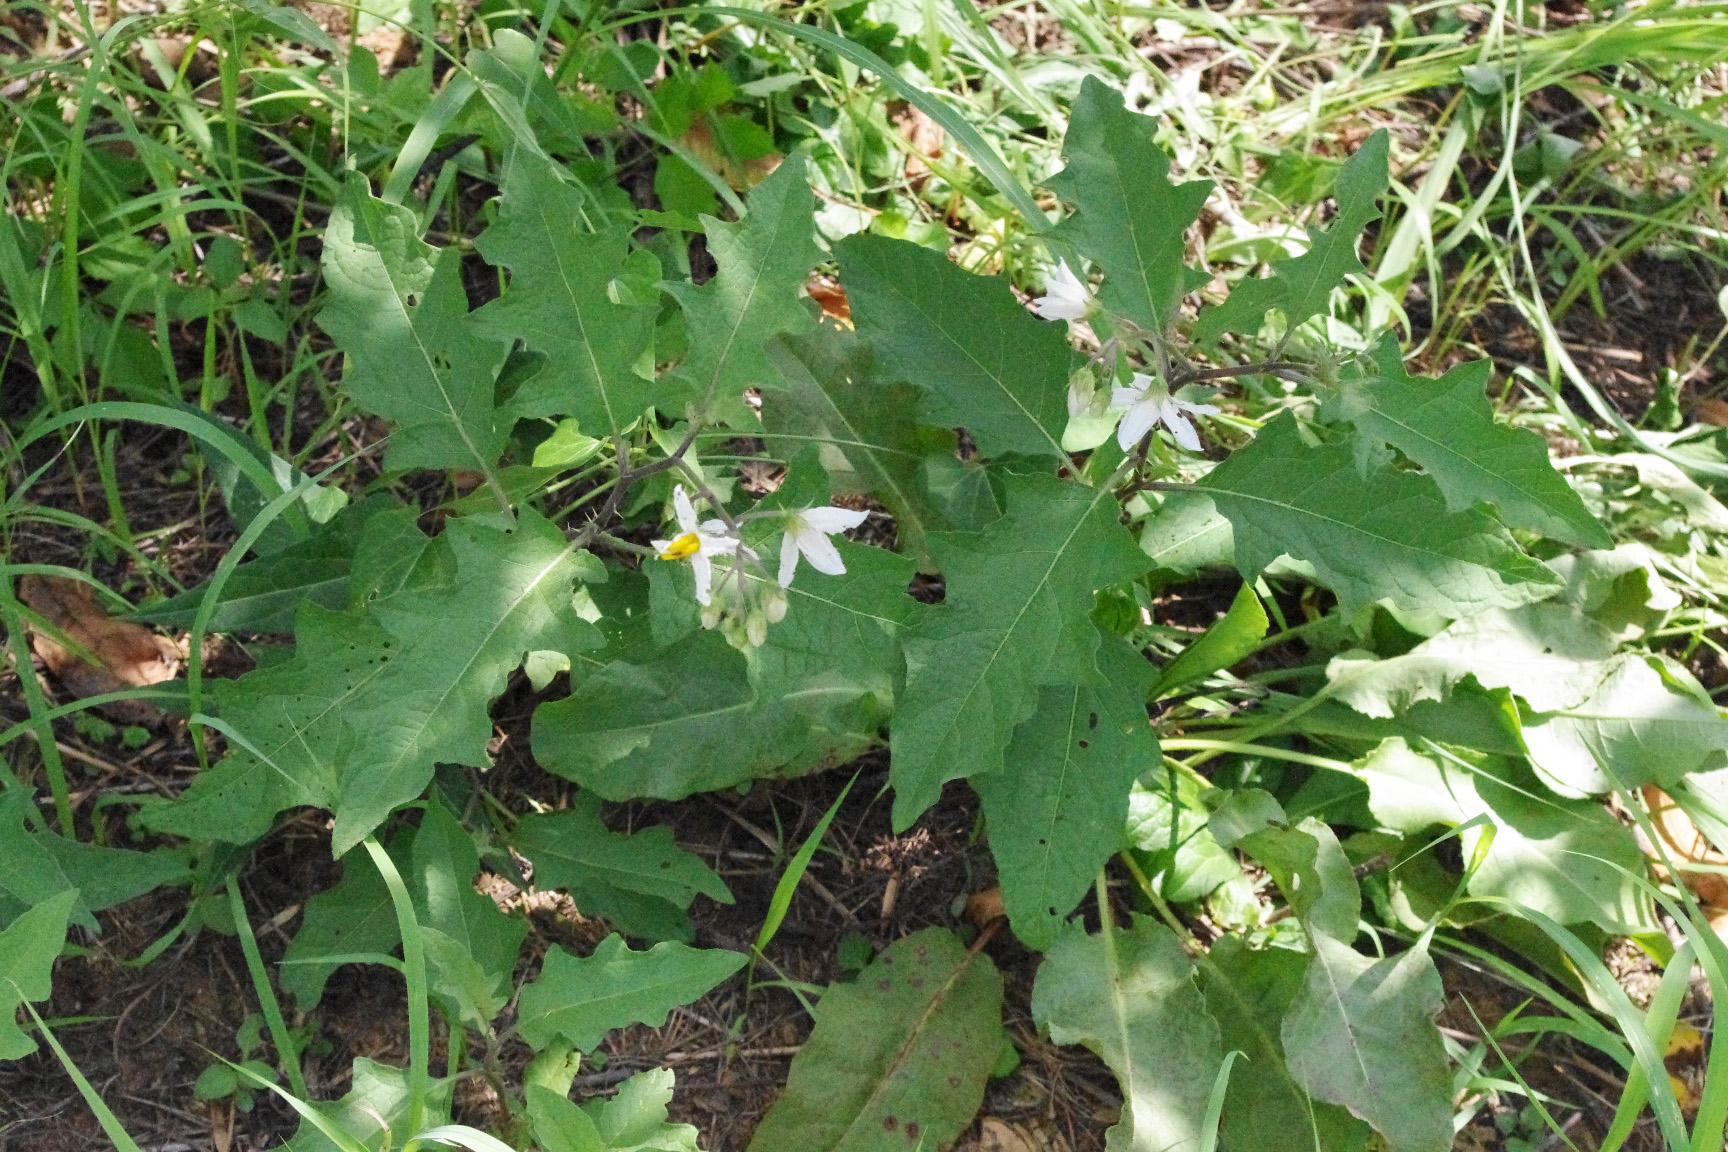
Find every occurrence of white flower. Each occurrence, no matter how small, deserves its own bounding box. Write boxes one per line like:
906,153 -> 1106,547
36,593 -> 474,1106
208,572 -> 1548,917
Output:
654,485 -> 752,606
778,506 -> 869,587
1111,373 -> 1219,454
1032,260 -> 1091,321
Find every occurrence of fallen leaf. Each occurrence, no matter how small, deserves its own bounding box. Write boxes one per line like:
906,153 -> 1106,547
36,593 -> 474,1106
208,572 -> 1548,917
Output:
19,575 -> 180,722
964,1117 -> 1050,1152
966,885 -> 1005,928
892,102 -> 945,185
804,275 -> 851,328
1693,397 -> 1728,427
683,118 -> 780,190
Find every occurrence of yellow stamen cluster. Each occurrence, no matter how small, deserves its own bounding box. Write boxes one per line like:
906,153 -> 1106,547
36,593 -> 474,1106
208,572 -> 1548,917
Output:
658,532 -> 701,561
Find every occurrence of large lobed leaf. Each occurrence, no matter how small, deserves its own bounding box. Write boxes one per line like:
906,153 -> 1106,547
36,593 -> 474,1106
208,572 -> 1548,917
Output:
473,148 -> 658,435
748,928 -> 1005,1152
975,636 -> 1157,951
318,177 -> 509,480
1335,337 -> 1610,548
517,936 -> 745,1052
889,473 -> 1148,829
0,890 -> 77,1061
1031,916 -> 1224,1151
1193,413 -> 1560,618
838,233 -> 1073,460
1047,76 -> 1211,336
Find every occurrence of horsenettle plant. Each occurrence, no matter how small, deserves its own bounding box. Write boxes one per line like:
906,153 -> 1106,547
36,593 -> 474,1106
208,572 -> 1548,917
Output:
16,41 -> 1714,1151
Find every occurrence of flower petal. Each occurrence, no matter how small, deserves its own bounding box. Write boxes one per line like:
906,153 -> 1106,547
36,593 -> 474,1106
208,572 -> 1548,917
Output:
800,506 -> 869,534
777,529 -> 801,587
690,553 -> 713,605
796,525 -> 847,576
1116,398 -> 1160,452
1157,398 -> 1203,452
672,486 -> 699,534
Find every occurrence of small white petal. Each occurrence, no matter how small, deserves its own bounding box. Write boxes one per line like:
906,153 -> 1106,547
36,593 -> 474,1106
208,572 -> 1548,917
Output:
690,553 -> 713,605
672,486 -> 699,534
1031,260 -> 1090,321
778,529 -> 801,587
1109,387 -> 1145,413
1157,398 -> 1204,453
1173,398 -> 1220,417
1116,398 -> 1160,452
800,506 -> 869,534
797,525 -> 847,576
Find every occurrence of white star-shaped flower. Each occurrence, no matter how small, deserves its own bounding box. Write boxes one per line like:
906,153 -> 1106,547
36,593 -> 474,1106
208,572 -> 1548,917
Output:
778,506 -> 869,587
1031,260 -> 1091,321
1111,373 -> 1219,453
654,485 -> 752,606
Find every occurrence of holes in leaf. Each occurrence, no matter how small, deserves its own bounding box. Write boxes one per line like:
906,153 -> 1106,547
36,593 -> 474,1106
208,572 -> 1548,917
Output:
1077,739 -> 1089,750
405,293 -> 419,308
1087,711 -> 1099,729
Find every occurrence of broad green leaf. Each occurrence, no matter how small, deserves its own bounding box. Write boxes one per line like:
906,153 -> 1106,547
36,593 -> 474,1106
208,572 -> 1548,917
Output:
1150,581 -> 1268,697
1237,819 -> 1361,943
1200,936 -> 1368,1151
761,330 -> 947,559
1280,936 -> 1451,1152
1193,413 -> 1560,617
1031,916 -> 1224,1152
1138,491 -> 1234,576
1047,76 -> 1212,335
1335,337 -> 1610,548
1194,132 -> 1389,345
1355,740 -> 1647,931
667,157 -> 822,424
1327,601 -> 1619,719
530,1070 -> 705,1152
409,803 -> 525,1028
1124,781 -> 1239,904
0,792 -> 187,932
473,149 -> 657,434
149,511 -> 600,853
318,177 -> 509,478
747,927 -> 1005,1152
517,936 -> 745,1052
514,797 -> 731,940
837,233 -> 1074,460
280,853 -> 399,1011
536,542 -> 915,802
1521,653 -> 1728,796
284,1058 -> 454,1152
976,636 -> 1157,951
0,890 -> 77,1060
889,473 -> 1148,829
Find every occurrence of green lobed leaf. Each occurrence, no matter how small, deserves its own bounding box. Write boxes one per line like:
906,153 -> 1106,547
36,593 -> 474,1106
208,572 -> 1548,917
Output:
1326,601 -> 1619,719
747,927 -> 1006,1152
761,330 -> 949,560
1047,76 -> 1212,336
536,541 -> 916,802
1279,936 -> 1452,1152
517,936 -> 746,1052
837,233 -> 1074,460
318,177 -> 509,479
0,890 -> 78,1061
473,149 -> 658,434
666,156 -> 823,425
1520,652 -> 1728,796
1124,781 -> 1240,904
280,852 -> 399,1011
1354,740 -> 1647,931
529,1069 -> 706,1152
0,793 -> 186,933
1192,413 -> 1560,618
283,1057 -> 454,1152
1237,818 -> 1361,943
409,803 -> 526,1029
1200,936 -> 1368,1151
889,473 -> 1148,829
975,635 -> 1157,951
147,511 -> 601,853
1334,337 -> 1610,548
1031,916 -> 1225,1152
514,796 -> 732,941
1194,132 -> 1390,345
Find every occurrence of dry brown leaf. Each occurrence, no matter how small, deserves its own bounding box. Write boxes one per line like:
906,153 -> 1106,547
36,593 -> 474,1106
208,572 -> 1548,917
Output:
1640,785 -> 1728,933
963,1117 -> 1053,1152
1693,397 -> 1728,427
19,575 -> 180,722
965,885 -> 1005,928
892,102 -> 946,185
683,118 -> 780,191
805,275 -> 852,328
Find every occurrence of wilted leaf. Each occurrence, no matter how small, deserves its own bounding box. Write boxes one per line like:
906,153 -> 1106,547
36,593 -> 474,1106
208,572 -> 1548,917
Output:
749,927 -> 1006,1152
